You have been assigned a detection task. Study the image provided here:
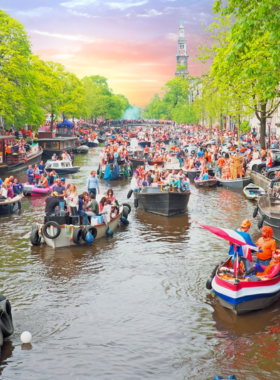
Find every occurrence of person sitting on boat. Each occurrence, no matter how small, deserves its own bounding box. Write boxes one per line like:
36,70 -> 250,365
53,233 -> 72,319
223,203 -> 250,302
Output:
255,226 -> 276,266
52,153 -> 57,161
201,169 -> 209,181
86,192 -> 99,218
181,175 -> 190,191
44,191 -> 60,216
0,183 -> 8,200
245,252 -> 280,280
13,179 -> 23,195
106,189 -> 116,203
78,194 -> 89,226
269,170 -> 280,190
37,174 -> 48,188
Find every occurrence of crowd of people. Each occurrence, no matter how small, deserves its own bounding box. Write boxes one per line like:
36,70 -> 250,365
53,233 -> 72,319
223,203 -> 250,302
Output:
44,170 -> 120,225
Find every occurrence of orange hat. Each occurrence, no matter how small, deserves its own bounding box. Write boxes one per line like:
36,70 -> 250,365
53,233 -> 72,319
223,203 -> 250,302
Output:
261,226 -> 273,238
240,219 -> 251,229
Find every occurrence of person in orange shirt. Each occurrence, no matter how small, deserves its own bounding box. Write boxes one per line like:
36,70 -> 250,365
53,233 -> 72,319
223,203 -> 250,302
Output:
4,176 -> 13,186
215,156 -> 225,178
255,226 -> 277,266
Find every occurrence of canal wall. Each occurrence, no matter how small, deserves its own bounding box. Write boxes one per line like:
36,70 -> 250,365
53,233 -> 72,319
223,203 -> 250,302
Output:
250,171 -> 270,190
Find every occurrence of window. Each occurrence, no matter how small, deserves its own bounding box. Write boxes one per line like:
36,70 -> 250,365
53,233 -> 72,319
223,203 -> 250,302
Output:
43,141 -> 60,149
66,163 -> 70,167
53,163 -> 59,168
180,45 -> 184,49
61,162 -> 66,167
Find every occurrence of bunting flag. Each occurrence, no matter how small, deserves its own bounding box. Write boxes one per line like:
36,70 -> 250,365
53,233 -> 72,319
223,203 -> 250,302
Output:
196,223 -> 259,262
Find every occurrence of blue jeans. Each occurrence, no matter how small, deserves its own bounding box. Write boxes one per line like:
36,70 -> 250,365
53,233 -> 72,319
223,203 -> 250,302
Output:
59,201 -> 65,211
79,210 -> 88,225
215,167 -> 222,178
88,188 -> 97,197
256,258 -> 271,266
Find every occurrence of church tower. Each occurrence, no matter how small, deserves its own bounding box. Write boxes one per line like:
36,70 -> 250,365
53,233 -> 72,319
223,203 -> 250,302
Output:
175,21 -> 189,78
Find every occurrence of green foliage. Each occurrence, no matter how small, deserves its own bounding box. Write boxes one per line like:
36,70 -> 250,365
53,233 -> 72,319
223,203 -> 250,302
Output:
0,10 -> 130,129
240,120 -> 251,133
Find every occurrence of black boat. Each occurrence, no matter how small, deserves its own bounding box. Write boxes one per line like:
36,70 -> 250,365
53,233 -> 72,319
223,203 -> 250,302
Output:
184,168 -> 215,179
38,137 -> 77,159
97,134 -> 106,143
256,194 -> 280,241
134,186 -> 190,217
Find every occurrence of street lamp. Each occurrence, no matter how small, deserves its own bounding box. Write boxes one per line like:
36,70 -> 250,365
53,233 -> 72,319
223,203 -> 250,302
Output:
267,116 -> 273,148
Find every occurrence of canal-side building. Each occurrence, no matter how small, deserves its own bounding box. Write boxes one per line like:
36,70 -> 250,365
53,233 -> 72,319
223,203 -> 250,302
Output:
175,21 -> 189,78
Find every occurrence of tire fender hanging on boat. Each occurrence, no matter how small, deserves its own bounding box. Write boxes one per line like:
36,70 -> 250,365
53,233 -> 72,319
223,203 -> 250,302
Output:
127,190 -> 133,199
43,221 -> 61,240
258,216 -> 264,229
30,227 -> 41,246
206,264 -> 220,290
82,226 -> 97,241
253,206 -> 258,218
72,228 -> 83,244
0,299 -> 14,338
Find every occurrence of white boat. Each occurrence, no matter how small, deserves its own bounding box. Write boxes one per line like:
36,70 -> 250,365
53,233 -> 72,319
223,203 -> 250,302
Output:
243,183 -> 266,200
45,160 -> 80,175
164,156 -> 182,170
218,177 -> 251,189
30,205 -> 127,248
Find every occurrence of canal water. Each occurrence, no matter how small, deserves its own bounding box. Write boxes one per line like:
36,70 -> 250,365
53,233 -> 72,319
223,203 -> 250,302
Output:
0,148 -> 279,380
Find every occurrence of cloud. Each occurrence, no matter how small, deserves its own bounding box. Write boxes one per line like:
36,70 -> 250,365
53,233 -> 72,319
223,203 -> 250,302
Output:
30,30 -> 97,43
106,0 -> 148,10
67,9 -> 99,17
137,9 -> 163,17
60,0 -> 97,8
16,7 -> 52,17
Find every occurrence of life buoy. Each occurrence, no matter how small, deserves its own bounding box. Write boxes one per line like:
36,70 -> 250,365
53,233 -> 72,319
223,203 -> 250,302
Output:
127,189 -> 133,199
72,228 -> 83,244
82,226 -> 97,241
258,216 -> 264,229
43,221 -> 61,240
0,299 -> 14,338
30,228 -> 41,246
253,206 -> 258,218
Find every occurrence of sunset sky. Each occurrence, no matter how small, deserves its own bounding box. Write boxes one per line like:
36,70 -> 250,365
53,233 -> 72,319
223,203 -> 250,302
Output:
2,0 -> 213,107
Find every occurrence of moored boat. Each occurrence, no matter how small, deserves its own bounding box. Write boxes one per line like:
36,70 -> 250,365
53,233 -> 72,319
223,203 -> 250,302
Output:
134,185 -> 190,217
243,183 -> 266,200
194,178 -> 218,187
183,168 -> 215,179
256,194 -> 280,241
218,177 -> 251,189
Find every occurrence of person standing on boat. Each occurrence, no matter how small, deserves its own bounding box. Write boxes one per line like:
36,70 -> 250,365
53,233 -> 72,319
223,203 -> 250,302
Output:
53,178 -> 66,211
38,161 -> 45,176
87,171 -> 100,197
229,219 -> 255,271
26,165 -> 34,185
215,155 -> 225,178
255,226 -> 276,266
44,191 -> 60,216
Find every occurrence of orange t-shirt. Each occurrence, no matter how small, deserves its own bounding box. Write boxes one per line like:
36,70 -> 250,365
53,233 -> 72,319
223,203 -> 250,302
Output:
217,157 -> 225,168
256,237 -> 277,261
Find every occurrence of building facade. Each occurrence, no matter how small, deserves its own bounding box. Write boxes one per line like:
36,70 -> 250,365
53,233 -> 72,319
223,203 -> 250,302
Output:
175,21 -> 189,78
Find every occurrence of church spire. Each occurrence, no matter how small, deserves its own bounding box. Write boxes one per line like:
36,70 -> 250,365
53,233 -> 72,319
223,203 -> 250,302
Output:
175,21 -> 189,78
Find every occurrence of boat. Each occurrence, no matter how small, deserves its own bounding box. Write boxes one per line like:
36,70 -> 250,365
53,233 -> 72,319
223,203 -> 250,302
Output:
218,177 -> 251,189
98,163 -> 132,180
138,141 -> 151,148
256,195 -> 280,241
0,137 -> 43,175
211,257 -> 280,314
97,134 -> 106,143
23,183 -> 53,196
38,137 -> 78,159
0,195 -> 22,215
74,145 -> 89,154
183,168 -> 215,179
133,184 -> 190,217
84,139 -> 99,148
243,184 -> 266,200
194,178 -> 218,187
163,156 -> 182,170
30,204 -> 129,248
45,160 -> 80,175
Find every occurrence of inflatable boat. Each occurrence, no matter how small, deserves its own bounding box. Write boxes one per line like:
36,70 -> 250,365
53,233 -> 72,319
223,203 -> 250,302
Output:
0,195 -> 22,215
23,183 -> 53,196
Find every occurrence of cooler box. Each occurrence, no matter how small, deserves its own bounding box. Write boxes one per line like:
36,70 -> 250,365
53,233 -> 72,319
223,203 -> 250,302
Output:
91,216 -> 104,226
